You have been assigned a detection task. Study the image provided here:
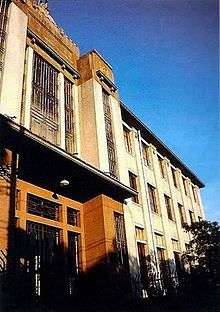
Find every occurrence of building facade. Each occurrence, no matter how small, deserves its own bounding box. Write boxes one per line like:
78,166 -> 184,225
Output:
0,0 -> 205,303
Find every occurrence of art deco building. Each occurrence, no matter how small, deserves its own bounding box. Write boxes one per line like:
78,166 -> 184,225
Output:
0,0 -> 205,302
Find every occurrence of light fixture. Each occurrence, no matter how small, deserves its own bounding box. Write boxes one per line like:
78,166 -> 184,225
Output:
59,179 -> 70,187
52,192 -> 59,200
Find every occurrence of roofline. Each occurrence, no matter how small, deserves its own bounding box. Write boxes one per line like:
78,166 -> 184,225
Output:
120,101 -> 205,188
80,49 -> 113,70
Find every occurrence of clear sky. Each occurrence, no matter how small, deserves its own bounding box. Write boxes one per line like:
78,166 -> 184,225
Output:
49,0 -> 219,222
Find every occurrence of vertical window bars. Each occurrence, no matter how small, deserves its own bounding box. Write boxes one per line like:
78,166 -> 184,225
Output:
102,89 -> 118,179
64,78 -> 74,153
114,212 -> 128,269
31,52 -> 59,144
0,0 -> 9,77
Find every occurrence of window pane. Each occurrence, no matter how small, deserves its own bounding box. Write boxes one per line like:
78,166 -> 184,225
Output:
67,207 -> 80,227
147,184 -> 158,213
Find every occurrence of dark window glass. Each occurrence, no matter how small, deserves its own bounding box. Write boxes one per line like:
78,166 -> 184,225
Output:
178,203 -> 186,227
189,210 -> 195,224
164,194 -> 174,221
67,207 -> 80,227
64,78 -> 74,154
147,184 -> 158,213
129,171 -> 139,203
27,193 -> 61,221
171,168 -> 178,188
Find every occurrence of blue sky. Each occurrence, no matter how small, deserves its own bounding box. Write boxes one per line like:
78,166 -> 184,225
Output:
49,0 -> 219,222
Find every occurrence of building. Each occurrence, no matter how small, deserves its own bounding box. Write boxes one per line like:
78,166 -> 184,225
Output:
0,0 -> 205,304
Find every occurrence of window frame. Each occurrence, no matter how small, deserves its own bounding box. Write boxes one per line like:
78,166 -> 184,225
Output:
128,171 -> 139,204
147,183 -> 159,213
123,125 -> 133,154
164,194 -> 174,221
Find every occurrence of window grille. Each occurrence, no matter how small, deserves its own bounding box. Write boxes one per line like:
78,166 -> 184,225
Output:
31,52 -> 59,144
64,78 -> 74,153
27,193 -> 61,221
147,183 -> 158,213
26,221 -> 61,297
67,207 -> 80,227
0,0 -> 9,74
114,212 -> 128,269
67,232 -> 80,274
102,89 -> 118,179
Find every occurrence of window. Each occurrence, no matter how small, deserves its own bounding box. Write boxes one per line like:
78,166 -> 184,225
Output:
129,171 -> 139,203
123,126 -> 132,153
198,216 -> 202,222
189,210 -> 195,224
142,142 -> 151,166
31,52 -> 59,144
157,247 -> 167,279
178,203 -> 186,227
114,212 -> 128,269
158,155 -> 166,178
182,177 -> 189,196
64,78 -> 74,154
67,232 -> 80,275
67,207 -> 80,227
27,193 -> 61,221
192,187 -> 199,203
171,239 -> 180,251
137,242 -> 148,288
155,233 -> 165,247
16,189 -> 21,210
164,194 -> 174,221
135,226 -> 145,241
171,167 -> 178,188
147,184 -> 158,213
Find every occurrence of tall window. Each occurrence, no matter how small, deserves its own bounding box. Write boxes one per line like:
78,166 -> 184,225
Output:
171,167 -> 178,188
164,194 -> 174,221
0,0 -> 9,77
147,183 -> 158,213
114,212 -> 128,269
192,186 -> 198,203
142,142 -> 151,166
182,177 -> 189,196
64,78 -> 74,153
158,155 -> 166,178
129,171 -> 139,203
123,126 -> 132,153
178,203 -> 186,227
102,89 -> 117,178
189,210 -> 195,224
67,232 -> 80,275
31,52 -> 59,144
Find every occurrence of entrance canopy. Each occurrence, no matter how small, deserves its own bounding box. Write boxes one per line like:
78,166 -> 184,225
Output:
0,114 -> 136,203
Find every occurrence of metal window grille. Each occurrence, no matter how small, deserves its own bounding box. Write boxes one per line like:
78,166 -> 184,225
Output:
31,52 -> 59,144
164,194 -> 173,221
66,232 -> 80,296
67,207 -> 80,227
64,78 -> 74,153
114,212 -> 128,269
102,89 -> 118,179
27,193 -> 61,221
26,221 -> 61,297
0,0 -> 9,74
147,183 -> 158,213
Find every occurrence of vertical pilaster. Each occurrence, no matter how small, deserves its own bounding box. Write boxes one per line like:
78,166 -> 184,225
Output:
23,46 -> 33,129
